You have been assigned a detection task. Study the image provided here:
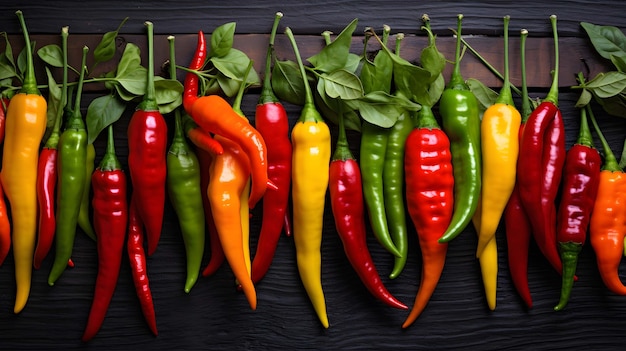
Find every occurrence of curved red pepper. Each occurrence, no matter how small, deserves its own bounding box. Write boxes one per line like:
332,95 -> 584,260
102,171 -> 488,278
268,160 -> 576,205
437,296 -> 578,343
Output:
127,197 -> 158,336
182,31 -> 207,113
83,128 -> 128,341
33,147 -> 57,269
0,180 -> 10,267
402,106 -> 454,328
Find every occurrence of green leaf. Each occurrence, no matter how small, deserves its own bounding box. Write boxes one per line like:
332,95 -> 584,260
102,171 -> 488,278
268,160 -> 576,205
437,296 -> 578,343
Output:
611,54 -> 626,73
93,17 -> 128,65
115,43 -> 143,79
217,73 -> 240,97
17,45 -> 28,79
344,91 -> 414,128
44,67 -> 63,138
345,53 -> 361,73
360,51 -> 393,94
322,69 -> 363,100
421,73 -> 445,107
114,84 -> 139,102
420,27 -> 446,79
307,18 -> 358,73
467,78 -> 499,113
37,44 -> 63,68
313,89 -> 361,132
210,22 -> 236,58
117,67 -> 148,96
0,58 -> 16,81
154,78 -> 183,105
575,88 -> 593,108
211,49 -> 259,84
581,22 -> 626,61
1,32 -> 15,69
271,60 -> 305,105
86,94 -> 127,144
584,71 -> 626,98
594,93 -> 626,118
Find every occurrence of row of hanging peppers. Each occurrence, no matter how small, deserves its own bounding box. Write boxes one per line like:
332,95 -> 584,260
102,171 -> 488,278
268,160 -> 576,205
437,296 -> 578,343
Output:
0,10 -> 626,339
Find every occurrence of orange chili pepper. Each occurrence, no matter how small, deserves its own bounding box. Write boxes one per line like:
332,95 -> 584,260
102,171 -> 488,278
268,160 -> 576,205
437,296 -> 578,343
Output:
588,106 -> 626,295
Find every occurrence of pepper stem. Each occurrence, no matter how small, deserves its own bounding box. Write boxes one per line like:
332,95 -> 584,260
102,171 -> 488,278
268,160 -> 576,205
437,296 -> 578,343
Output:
71,46 -> 89,123
332,106 -> 353,161
416,105 -> 440,129
495,16 -> 513,106
168,35 -> 185,144
140,21 -> 158,110
15,11 -> 39,95
98,124 -> 122,171
232,60 -> 254,116
259,12 -> 283,104
45,26 -> 69,148
447,14 -> 467,90
588,105 -> 620,172
520,29 -> 532,122
544,15 -> 559,105
574,75 -> 594,148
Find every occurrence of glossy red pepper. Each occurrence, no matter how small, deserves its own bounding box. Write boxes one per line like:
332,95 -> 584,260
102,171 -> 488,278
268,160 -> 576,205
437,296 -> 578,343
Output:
34,147 -> 57,269
127,197 -> 158,336
83,125 -> 128,341
251,12 -> 292,284
0,97 -> 7,144
127,22 -> 167,256
553,105 -> 600,311
402,105 -> 454,328
329,112 -> 407,310
0,181 -> 10,267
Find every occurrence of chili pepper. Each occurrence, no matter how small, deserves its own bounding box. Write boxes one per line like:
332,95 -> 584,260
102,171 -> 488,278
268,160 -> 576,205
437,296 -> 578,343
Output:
286,27 -> 331,328
0,97 -> 7,144
0,181 -> 10,267
166,35 -> 205,293
82,125 -> 128,342
127,197 -> 158,336
402,104 -> 454,328
251,12 -> 293,284
553,101 -> 601,311
33,27 -> 69,270
330,109 -> 407,310
183,31 -> 269,210
474,15 -> 520,260
2,11 -> 48,313
588,106 -> 626,295
77,142 -> 97,241
48,46 -> 90,286
503,28 -> 533,309
437,14 -> 481,244
208,134 -> 256,309
359,26 -> 402,259
517,15 -> 566,276
197,147 -> 225,277
385,33 -> 412,279
127,21 -> 167,256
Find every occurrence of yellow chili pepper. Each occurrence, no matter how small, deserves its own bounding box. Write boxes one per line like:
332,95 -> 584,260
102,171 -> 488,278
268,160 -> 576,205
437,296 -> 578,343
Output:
286,27 -> 331,328
1,11 -> 48,314
473,16 -> 520,311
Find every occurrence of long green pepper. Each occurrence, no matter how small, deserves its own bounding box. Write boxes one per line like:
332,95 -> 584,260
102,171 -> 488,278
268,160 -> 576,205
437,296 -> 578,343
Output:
49,46 -> 90,285
438,14 -> 482,243
166,35 -> 205,293
77,142 -> 96,241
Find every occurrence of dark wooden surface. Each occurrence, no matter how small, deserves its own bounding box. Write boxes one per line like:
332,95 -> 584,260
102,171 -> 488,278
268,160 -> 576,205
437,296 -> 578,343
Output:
1,1 -> 626,350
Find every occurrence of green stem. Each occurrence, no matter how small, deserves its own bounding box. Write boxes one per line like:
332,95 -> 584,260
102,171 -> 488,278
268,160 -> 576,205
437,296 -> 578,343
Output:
416,105 -> 440,129
45,26 -> 69,148
544,15 -> 559,105
259,12 -> 283,104
140,21 -> 158,110
72,46 -> 89,118
232,60 -> 253,116
395,33 -> 404,56
382,25 -> 391,46
447,14 -> 467,90
495,15 -> 513,106
99,124 -> 122,171
362,28 -> 372,58
285,27 -> 314,107
520,29 -> 532,122
322,31 -> 332,46
588,105 -> 620,172
168,35 -> 185,143
15,10 -> 38,95
575,73 -> 594,148
332,106 -> 352,161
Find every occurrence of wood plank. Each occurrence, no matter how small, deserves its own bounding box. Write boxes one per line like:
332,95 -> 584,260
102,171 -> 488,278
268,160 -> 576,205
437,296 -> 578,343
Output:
2,33 -> 614,91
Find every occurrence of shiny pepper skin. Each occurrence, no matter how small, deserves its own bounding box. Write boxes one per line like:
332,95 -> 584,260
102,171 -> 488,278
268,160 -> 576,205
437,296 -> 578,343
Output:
1,11 -> 47,314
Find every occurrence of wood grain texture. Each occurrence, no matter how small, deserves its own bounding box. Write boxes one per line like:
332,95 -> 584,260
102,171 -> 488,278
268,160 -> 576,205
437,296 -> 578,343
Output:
0,2 -> 626,350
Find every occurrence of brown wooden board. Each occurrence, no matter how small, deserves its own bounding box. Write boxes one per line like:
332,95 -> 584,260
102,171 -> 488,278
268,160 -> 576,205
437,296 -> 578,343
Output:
0,2 -> 626,351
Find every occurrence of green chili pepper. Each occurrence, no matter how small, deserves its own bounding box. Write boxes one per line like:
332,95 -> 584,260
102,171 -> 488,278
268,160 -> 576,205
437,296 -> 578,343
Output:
166,35 -> 205,293
437,14 -> 482,244
77,142 -> 96,241
48,46 -> 90,285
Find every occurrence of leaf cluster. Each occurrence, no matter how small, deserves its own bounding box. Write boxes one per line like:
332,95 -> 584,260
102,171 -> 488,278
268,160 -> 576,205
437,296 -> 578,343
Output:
575,22 -> 626,117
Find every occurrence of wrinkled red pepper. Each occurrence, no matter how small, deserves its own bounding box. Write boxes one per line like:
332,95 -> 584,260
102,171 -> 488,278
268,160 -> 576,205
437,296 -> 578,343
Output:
82,125 -> 128,341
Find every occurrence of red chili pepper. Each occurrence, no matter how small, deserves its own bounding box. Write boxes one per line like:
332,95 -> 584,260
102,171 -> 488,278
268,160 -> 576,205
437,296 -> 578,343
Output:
329,112 -> 406,310
34,147 -> 57,269
251,12 -> 292,284
82,125 -> 128,342
0,97 -> 8,145
196,147 -> 225,277
402,105 -> 454,328
183,31 -> 270,209
553,105 -> 600,311
127,22 -> 167,256
127,196 -> 158,336
0,180 -> 10,267
517,16 -> 566,277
